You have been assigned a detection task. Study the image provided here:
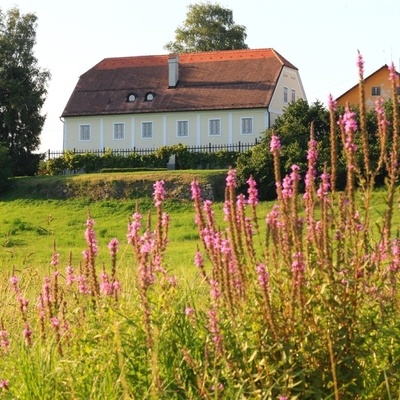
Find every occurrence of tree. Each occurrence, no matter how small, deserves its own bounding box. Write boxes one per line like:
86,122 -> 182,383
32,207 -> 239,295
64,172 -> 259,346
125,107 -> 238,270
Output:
236,100 -> 331,200
0,142 -> 13,193
164,2 -> 248,53
0,7 -> 50,176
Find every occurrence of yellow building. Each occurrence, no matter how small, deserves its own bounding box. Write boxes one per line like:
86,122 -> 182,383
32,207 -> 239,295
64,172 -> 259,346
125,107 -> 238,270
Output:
336,64 -> 400,109
61,48 -> 307,151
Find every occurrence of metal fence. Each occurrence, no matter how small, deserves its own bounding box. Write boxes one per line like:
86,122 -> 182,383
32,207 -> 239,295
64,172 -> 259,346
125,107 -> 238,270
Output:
46,140 -> 258,160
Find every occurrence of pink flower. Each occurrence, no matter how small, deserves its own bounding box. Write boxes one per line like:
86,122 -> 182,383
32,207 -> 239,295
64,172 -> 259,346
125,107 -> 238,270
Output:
270,135 -> 281,153
50,317 -> 60,328
107,238 -> 119,256
194,251 -> 204,268
246,175 -> 258,206
328,93 -> 337,111
226,168 -> 237,188
190,179 -> 201,200
23,323 -> 32,345
153,180 -> 165,207
357,51 -> 364,77
388,62 -> 396,81
256,263 -> 269,290
185,307 -> 194,316
0,380 -> 9,390
0,330 -> 10,353
50,252 -> 60,267
127,212 -> 142,244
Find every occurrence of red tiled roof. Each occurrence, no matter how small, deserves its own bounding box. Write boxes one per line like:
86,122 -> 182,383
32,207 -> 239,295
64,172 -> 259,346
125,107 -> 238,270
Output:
62,48 -> 298,117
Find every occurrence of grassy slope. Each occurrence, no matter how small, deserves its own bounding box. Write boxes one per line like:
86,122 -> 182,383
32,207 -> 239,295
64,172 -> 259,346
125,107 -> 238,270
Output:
0,171 -> 229,277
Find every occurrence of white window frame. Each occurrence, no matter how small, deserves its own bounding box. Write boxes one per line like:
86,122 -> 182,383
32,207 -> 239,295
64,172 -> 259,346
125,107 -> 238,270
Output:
208,118 -> 221,136
241,117 -> 253,135
79,124 -> 91,141
283,87 -> 288,103
176,120 -> 189,138
113,123 -> 125,140
291,89 -> 296,102
141,121 -> 153,139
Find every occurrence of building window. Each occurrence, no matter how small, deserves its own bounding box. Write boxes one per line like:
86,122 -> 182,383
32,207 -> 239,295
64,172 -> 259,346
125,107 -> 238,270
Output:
141,122 -> 153,138
209,119 -> 221,136
127,93 -> 137,102
177,120 -> 189,137
241,117 -> 253,135
283,87 -> 288,103
145,92 -> 155,101
371,86 -> 381,96
80,124 -> 91,141
113,123 -> 125,140
291,89 -> 296,102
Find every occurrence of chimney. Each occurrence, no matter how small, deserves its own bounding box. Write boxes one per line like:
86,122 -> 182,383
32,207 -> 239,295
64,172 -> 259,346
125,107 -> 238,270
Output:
168,54 -> 179,88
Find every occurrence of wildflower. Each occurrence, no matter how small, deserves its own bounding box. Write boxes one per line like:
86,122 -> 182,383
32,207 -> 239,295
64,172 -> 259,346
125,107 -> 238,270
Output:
50,251 -> 60,267
50,317 -> 60,328
0,330 -> 10,353
270,134 -> 281,153
127,212 -> 142,244
65,264 -> 75,285
0,380 -> 9,390
185,306 -> 194,316
226,168 -> 237,188
190,179 -> 201,200
210,279 -> 221,301
23,323 -> 32,346
317,172 -> 331,200
356,50 -> 364,77
9,275 -> 19,292
194,251 -> 204,268
246,175 -> 258,206
256,263 -> 269,290
100,270 -> 112,295
388,62 -> 396,81
153,180 -> 165,207
84,217 -> 99,256
328,93 -> 337,111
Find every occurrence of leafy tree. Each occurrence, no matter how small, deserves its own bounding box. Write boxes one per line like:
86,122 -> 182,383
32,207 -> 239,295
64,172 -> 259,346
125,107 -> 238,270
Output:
0,7 -> 50,176
164,2 -> 248,53
236,100 -> 331,200
0,142 -> 13,193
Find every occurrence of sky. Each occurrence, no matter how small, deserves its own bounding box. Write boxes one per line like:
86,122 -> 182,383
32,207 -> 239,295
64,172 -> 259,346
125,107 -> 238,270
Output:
2,0 -> 400,152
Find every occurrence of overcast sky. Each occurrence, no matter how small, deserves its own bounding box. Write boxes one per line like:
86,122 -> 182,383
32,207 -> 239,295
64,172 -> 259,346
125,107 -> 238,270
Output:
2,0 -> 400,152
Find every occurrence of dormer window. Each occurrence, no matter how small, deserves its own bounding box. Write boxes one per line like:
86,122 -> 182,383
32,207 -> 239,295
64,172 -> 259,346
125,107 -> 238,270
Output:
127,93 -> 137,102
145,92 -> 155,101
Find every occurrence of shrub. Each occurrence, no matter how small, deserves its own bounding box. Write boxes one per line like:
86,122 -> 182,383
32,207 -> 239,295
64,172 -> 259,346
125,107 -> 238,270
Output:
0,144 -> 13,193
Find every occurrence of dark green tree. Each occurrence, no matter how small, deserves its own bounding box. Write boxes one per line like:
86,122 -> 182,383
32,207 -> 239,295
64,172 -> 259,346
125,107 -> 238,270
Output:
0,7 -> 50,176
0,142 -> 13,193
236,99 -> 331,200
164,2 -> 248,53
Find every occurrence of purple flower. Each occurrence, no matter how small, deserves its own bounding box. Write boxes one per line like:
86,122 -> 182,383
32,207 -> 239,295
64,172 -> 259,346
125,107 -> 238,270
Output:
0,380 -> 9,390
246,175 -> 258,206
226,168 -> 237,188
185,306 -> 194,316
107,238 -> 119,256
357,51 -> 364,77
50,252 -> 60,267
190,179 -> 201,200
270,135 -> 281,153
153,180 -> 165,207
328,94 -> 337,111
388,62 -> 397,81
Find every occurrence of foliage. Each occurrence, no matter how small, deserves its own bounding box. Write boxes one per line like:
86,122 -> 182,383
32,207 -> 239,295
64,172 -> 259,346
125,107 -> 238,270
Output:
0,143 -> 12,193
164,2 -> 248,53
0,7 -> 50,176
1,56 -> 400,398
236,99 -> 331,199
42,145 -> 244,175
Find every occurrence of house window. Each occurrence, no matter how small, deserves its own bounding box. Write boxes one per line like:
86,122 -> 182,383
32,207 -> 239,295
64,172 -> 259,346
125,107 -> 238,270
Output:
241,117 -> 253,135
80,124 -> 91,141
291,89 -> 296,102
209,119 -> 221,136
177,120 -> 189,137
145,92 -> 155,101
127,93 -> 137,102
283,87 -> 288,103
141,122 -> 153,138
371,86 -> 381,96
113,123 -> 125,140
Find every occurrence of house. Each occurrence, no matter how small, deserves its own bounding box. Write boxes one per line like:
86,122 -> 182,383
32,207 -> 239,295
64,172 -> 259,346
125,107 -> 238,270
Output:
61,48 -> 307,151
336,64 -> 400,109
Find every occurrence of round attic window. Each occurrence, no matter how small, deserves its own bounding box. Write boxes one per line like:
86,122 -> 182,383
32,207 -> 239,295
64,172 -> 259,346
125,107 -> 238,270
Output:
127,93 -> 137,102
145,92 -> 155,101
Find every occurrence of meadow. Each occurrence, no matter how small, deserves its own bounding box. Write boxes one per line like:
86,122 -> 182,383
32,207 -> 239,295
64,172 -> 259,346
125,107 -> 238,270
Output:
1,55 -> 400,399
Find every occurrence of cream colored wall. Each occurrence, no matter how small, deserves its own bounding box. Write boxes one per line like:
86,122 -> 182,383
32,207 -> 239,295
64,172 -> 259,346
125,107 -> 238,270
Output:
64,108 -> 268,151
269,66 -> 307,123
